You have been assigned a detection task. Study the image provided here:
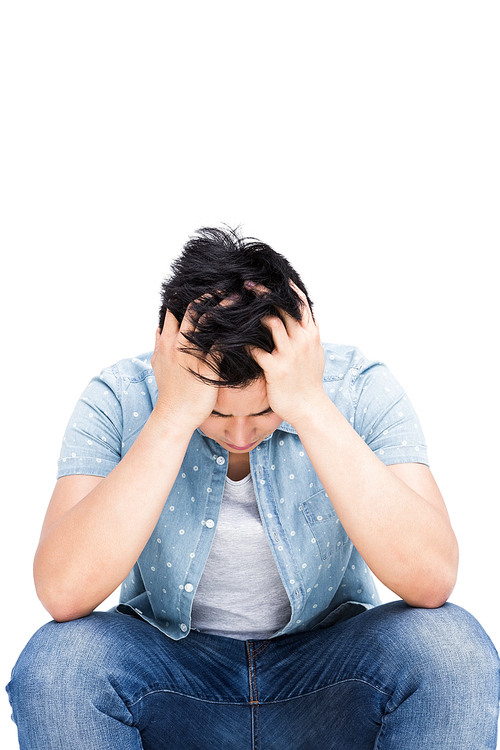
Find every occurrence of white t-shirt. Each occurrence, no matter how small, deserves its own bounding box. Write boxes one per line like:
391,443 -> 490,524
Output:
191,474 -> 291,640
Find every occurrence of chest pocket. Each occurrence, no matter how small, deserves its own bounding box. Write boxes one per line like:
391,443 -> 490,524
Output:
299,490 -> 350,560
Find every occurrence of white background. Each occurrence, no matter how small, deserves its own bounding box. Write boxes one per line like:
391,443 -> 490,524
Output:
1,2 -> 499,746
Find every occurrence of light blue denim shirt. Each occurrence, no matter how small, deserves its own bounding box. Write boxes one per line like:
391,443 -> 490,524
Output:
57,343 -> 429,640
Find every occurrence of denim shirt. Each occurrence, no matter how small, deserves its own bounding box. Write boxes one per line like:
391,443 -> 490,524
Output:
57,343 -> 428,641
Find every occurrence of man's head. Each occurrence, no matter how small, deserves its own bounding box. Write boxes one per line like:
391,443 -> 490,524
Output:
159,226 -> 313,388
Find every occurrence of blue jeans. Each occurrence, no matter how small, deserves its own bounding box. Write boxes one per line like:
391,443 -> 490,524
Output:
6,601 -> 500,749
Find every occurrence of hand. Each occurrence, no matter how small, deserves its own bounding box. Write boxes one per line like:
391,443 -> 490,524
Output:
247,281 -> 327,427
151,305 -> 219,432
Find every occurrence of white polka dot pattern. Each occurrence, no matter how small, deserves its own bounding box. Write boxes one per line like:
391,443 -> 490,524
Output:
57,344 -> 428,641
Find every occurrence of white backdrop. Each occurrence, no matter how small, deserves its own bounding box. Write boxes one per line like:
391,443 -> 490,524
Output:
1,2 -> 499,747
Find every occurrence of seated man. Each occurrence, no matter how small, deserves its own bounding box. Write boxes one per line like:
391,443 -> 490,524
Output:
7,226 -> 500,749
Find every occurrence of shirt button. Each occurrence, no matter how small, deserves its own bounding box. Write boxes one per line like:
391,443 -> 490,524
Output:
184,583 -> 194,593
206,519 -> 215,528
216,456 -> 225,465
180,623 -> 188,632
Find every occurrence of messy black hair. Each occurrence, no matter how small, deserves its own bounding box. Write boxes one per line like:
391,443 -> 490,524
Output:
159,226 -> 313,387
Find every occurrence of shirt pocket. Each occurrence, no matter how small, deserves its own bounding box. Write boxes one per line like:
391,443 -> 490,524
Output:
299,490 -> 350,560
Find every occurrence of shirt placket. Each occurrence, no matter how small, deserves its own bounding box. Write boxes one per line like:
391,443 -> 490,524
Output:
174,445 -> 229,635
250,442 -> 304,633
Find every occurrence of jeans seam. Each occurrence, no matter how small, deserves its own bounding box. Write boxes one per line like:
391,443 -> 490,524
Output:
125,688 -> 250,709
373,716 -> 389,750
249,639 -> 272,658
124,676 -> 393,709
257,678 -> 394,705
246,642 -> 260,750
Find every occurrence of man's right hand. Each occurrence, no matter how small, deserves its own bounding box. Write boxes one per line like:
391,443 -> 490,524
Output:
35,304 -> 221,623
151,306 -> 219,432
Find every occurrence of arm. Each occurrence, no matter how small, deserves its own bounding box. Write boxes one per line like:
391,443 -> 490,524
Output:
249,284 -> 458,608
291,401 -> 458,608
34,309 -> 219,622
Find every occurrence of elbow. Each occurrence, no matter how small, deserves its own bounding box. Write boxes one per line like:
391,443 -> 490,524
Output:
402,559 -> 459,610
37,592 -> 95,623
35,582 -> 95,623
34,563 -> 95,623
52,609 -> 94,624
395,539 -> 459,610
405,589 -> 453,610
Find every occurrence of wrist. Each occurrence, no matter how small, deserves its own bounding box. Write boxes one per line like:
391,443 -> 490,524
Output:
148,403 -> 198,443
284,391 -> 334,433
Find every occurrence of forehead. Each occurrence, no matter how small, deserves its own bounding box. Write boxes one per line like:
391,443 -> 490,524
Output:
213,379 -> 269,417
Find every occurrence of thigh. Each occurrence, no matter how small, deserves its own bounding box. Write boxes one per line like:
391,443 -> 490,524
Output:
8,604 -> 499,750
7,611 -> 252,750
252,601 -> 500,750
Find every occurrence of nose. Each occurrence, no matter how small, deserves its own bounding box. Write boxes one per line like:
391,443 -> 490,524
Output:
225,418 -> 256,448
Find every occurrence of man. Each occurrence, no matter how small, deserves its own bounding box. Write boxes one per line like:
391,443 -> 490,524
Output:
7,227 -> 500,748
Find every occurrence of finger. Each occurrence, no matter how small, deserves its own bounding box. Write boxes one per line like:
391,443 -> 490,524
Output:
178,299 -> 207,339
273,307 -> 302,335
218,292 -> 241,307
175,298 -> 225,376
247,344 -> 275,372
260,314 -> 292,352
288,280 -> 314,326
152,327 -> 161,364
181,291 -> 239,332
244,280 -> 270,296
155,313 -> 179,361
153,312 -> 179,367
161,309 -> 180,337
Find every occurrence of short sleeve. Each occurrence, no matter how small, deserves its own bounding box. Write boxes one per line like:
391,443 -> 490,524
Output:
57,366 -> 124,479
351,360 -> 429,466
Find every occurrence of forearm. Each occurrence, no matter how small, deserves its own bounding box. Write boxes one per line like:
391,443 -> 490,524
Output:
293,396 -> 459,608
34,410 -> 193,621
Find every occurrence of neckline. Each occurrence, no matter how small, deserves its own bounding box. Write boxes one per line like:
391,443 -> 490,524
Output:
225,473 -> 252,486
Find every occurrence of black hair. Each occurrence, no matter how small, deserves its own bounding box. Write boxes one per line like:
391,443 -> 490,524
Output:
159,225 -> 313,387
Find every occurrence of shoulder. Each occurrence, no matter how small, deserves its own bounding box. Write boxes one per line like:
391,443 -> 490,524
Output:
103,351 -> 154,384
320,342 -> 412,416
92,351 -> 155,398
321,343 -> 380,381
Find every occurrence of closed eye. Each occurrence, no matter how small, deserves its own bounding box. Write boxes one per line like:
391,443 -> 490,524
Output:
211,407 -> 274,418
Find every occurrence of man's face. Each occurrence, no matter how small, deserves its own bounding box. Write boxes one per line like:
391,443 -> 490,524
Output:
198,378 -> 283,454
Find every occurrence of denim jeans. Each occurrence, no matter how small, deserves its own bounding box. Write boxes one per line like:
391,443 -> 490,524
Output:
6,601 -> 500,749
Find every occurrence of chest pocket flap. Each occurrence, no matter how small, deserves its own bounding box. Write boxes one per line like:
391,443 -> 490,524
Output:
299,490 -> 350,560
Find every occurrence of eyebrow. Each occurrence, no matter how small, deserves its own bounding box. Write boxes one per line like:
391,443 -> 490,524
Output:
211,407 -> 274,418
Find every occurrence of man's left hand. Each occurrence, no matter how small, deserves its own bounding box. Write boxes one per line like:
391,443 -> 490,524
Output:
246,281 -> 327,427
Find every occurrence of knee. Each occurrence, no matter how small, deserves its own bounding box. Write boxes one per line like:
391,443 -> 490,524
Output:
383,601 -> 500,692
7,613 -> 122,711
413,603 -> 497,671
